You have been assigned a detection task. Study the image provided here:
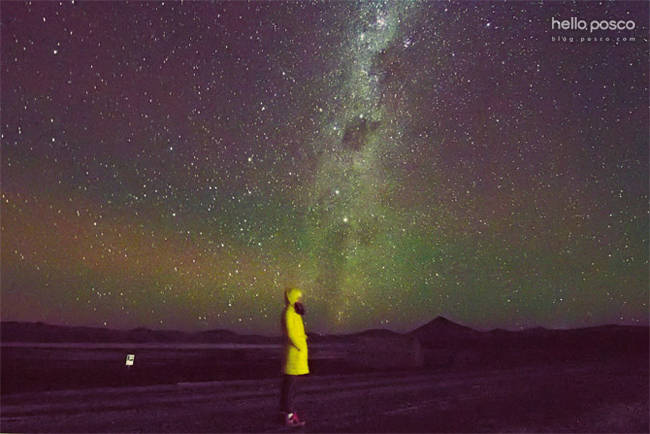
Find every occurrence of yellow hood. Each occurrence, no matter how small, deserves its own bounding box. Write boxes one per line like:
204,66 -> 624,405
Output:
285,287 -> 303,306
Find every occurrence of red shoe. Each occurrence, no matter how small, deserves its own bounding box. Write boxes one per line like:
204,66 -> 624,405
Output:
284,412 -> 306,428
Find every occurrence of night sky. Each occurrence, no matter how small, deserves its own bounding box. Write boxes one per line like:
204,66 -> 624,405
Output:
2,1 -> 648,335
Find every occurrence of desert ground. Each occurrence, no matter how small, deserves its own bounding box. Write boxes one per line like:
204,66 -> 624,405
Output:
1,339 -> 648,433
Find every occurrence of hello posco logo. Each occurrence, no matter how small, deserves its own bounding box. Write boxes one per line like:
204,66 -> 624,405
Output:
552,17 -> 636,33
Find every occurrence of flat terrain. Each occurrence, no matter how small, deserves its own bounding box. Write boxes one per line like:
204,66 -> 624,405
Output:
2,322 -> 648,432
2,354 -> 647,433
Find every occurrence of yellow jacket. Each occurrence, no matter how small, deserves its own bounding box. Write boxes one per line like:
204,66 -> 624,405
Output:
281,288 -> 309,375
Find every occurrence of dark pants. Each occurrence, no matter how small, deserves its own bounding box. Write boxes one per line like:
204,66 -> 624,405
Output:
280,375 -> 297,413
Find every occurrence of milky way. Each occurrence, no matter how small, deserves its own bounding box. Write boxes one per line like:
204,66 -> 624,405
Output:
2,1 -> 648,334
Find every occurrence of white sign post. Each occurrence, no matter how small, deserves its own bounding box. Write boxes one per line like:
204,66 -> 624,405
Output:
126,354 -> 135,367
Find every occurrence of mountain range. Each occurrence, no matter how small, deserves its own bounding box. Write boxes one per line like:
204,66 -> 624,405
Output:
2,317 -> 648,350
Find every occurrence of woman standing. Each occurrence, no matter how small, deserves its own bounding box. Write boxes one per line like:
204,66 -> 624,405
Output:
280,287 -> 309,427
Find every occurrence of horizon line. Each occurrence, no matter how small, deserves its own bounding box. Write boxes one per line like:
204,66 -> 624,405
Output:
2,317 -> 648,338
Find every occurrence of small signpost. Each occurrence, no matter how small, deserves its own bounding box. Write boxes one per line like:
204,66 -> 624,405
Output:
126,354 -> 135,368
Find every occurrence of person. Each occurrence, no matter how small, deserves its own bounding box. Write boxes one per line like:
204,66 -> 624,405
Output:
280,287 -> 309,427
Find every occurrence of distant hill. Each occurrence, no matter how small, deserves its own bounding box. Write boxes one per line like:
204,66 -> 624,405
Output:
411,316 -> 480,335
347,328 -> 403,339
1,322 -> 134,343
0,321 -> 279,344
408,316 -> 482,347
306,328 -> 403,344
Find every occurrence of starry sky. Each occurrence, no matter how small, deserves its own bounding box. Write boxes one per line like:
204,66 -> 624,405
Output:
1,1 -> 648,335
